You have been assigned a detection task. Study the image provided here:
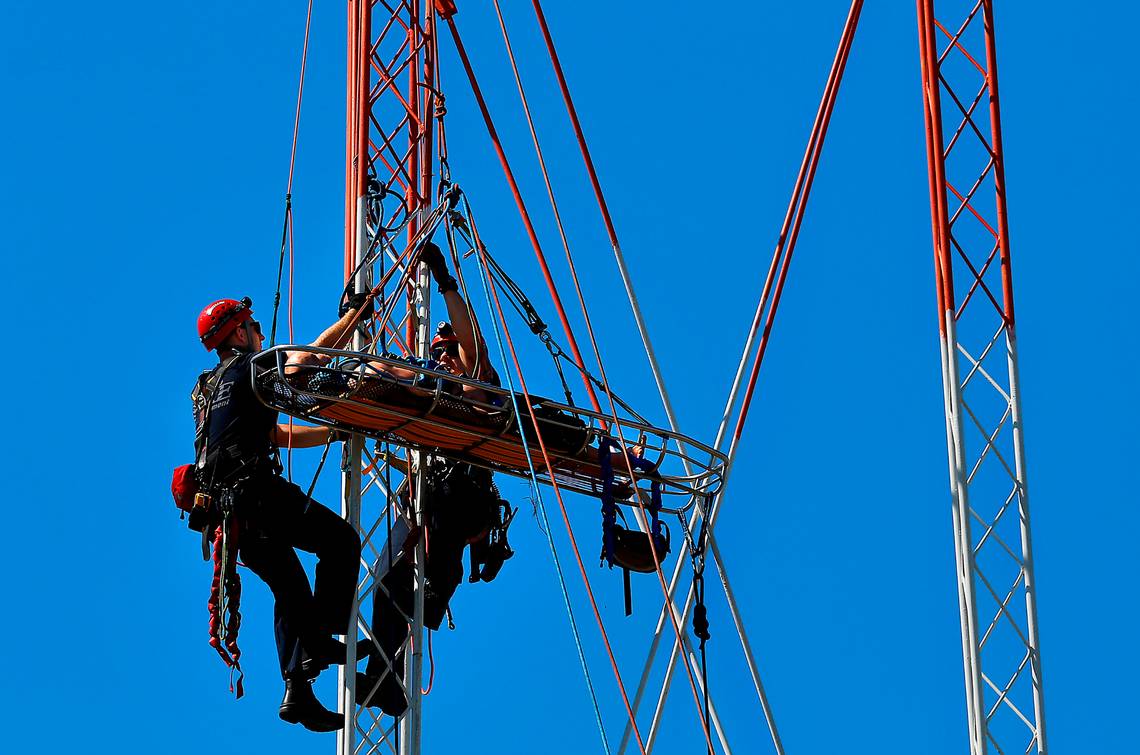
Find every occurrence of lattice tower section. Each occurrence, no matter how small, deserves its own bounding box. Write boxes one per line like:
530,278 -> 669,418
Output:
339,1 -> 441,754
917,2 -> 1047,753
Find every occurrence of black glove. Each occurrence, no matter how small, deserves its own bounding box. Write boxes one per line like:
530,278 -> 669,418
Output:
418,242 -> 458,294
339,288 -> 375,318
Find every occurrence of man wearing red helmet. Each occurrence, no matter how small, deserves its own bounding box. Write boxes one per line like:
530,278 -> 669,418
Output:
357,242 -> 499,401
191,295 -> 369,732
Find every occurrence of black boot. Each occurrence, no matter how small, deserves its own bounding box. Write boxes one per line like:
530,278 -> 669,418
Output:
356,671 -> 408,718
279,678 -> 344,732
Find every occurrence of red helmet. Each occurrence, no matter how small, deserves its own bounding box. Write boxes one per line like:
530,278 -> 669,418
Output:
198,297 -> 254,351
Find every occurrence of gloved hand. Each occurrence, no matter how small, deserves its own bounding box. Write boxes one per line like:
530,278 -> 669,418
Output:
339,286 -> 375,318
418,241 -> 458,294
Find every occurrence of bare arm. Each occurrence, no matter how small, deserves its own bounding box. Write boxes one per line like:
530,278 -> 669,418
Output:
284,306 -> 366,368
272,423 -> 333,449
440,290 -> 480,370
309,307 -> 363,350
419,241 -> 495,381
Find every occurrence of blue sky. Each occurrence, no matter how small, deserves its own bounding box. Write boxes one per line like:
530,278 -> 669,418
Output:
2,1 -> 1135,753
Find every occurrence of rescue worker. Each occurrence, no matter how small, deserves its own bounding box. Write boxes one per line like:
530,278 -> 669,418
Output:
354,242 -> 511,716
193,295 -> 369,732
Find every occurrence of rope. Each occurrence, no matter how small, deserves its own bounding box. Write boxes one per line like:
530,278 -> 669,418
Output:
270,0 -> 314,348
489,5 -> 715,747
267,0 -> 314,478
301,434 -> 333,515
444,16 -> 606,419
471,232 -> 613,755
526,0 -> 692,468
718,0 -> 864,464
628,7 -> 864,753
207,516 -> 244,698
692,568 -> 712,755
421,630 -> 435,695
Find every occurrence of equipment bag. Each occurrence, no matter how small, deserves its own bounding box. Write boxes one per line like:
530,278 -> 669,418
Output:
171,464 -> 198,514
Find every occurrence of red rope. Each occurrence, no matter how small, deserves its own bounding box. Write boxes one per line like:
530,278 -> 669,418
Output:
528,0 -> 618,248
489,3 -> 715,746
470,211 -> 648,755
444,17 -> 604,420
207,520 -> 244,698
421,630 -> 435,695
729,0 -> 864,452
287,0 -> 314,194
281,0 -> 313,479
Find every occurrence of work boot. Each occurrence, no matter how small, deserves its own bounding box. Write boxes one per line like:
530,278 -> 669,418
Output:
356,671 -> 408,718
279,679 -> 344,732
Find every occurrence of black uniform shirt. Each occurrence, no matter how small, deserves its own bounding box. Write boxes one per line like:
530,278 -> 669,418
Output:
197,352 -> 278,478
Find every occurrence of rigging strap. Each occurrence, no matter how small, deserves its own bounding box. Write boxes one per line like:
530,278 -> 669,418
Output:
692,566 -> 712,755
207,508 -> 244,698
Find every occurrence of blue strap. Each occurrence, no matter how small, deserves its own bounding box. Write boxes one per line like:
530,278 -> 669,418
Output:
599,442 -> 616,567
599,441 -> 664,565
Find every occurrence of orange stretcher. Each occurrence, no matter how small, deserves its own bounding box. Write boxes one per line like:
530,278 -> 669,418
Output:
252,347 -> 727,504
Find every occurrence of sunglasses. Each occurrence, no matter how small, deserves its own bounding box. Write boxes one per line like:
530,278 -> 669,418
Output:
431,342 -> 459,358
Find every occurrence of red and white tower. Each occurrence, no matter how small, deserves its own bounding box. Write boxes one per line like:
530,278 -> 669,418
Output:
340,1 -> 446,753
918,2 -> 1047,752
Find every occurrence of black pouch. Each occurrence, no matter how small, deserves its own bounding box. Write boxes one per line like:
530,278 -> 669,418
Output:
517,403 -> 591,456
425,463 -> 497,544
469,500 -> 516,583
187,493 -> 214,533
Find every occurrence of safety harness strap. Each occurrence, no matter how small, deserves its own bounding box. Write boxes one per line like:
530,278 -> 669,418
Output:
207,516 -> 244,698
599,441 -> 664,568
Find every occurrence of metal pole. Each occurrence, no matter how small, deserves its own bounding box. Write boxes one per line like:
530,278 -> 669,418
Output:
980,4 -> 1048,745
624,6 -> 863,750
339,1 -> 438,753
338,4 -> 368,752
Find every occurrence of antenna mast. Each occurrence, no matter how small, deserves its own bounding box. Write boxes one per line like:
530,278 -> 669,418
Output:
340,1 -> 444,753
918,2 -> 1047,752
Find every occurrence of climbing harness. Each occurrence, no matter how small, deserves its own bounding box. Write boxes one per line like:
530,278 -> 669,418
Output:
469,497 -> 516,583
172,352 -> 244,536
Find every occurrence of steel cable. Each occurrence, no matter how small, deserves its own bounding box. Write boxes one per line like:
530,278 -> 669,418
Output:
468,207 -> 645,754
488,5 -> 716,748
471,219 -> 613,755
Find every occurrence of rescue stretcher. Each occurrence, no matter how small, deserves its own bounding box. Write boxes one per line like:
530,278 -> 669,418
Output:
252,345 -> 726,509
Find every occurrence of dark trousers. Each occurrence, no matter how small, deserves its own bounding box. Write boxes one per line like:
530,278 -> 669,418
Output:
365,530 -> 465,678
235,473 -> 362,679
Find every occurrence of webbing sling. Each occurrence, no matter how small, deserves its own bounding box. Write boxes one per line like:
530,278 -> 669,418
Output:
599,441 -> 663,566
207,512 -> 244,698
599,442 -> 664,615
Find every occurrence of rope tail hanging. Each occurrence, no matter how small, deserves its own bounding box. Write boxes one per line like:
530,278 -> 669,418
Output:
468,206 -> 633,755
270,0 -> 315,348
207,516 -> 244,698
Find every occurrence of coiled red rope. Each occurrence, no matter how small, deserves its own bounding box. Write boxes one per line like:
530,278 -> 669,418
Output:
207,519 -> 244,698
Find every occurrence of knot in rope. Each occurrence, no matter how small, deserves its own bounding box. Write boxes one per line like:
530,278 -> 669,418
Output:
692,571 -> 711,648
